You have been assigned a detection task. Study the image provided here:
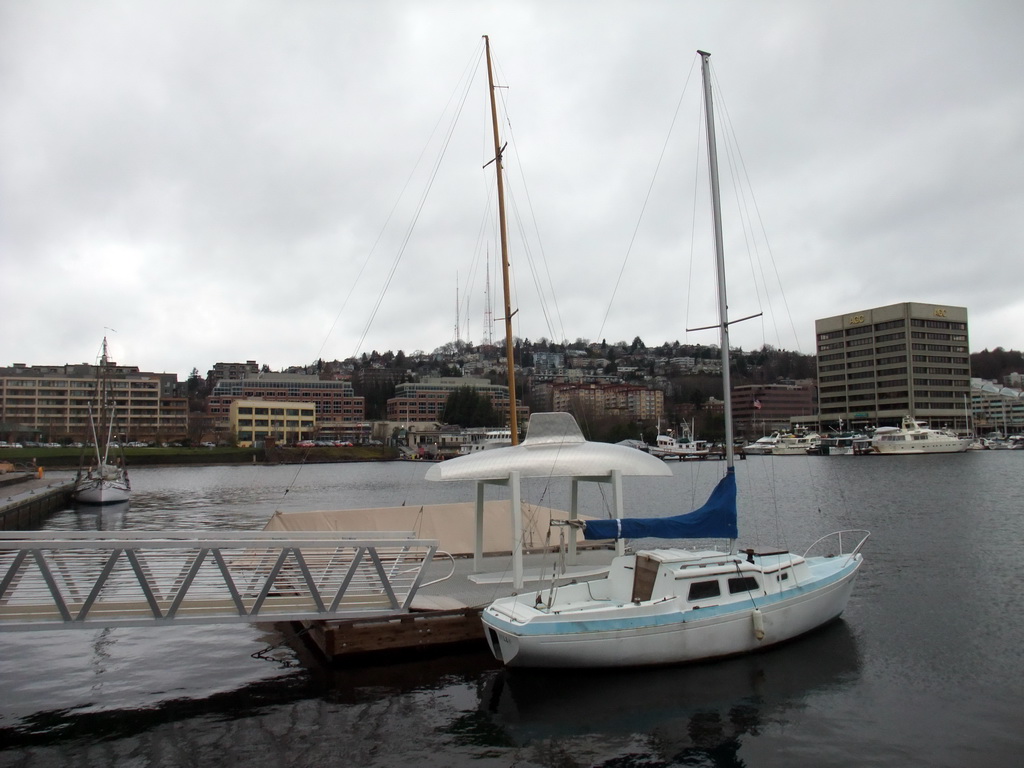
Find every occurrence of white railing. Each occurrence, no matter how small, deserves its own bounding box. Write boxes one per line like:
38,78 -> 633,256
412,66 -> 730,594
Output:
801,529 -> 871,564
0,530 -> 439,631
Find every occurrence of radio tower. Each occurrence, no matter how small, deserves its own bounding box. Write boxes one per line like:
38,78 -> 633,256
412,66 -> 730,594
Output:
483,258 -> 494,346
454,273 -> 461,345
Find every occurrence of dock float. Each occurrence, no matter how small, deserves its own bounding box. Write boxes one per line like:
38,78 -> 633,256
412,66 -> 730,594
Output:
0,473 -> 75,530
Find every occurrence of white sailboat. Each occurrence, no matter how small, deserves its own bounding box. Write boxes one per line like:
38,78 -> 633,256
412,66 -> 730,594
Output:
478,51 -> 869,669
74,338 -> 131,506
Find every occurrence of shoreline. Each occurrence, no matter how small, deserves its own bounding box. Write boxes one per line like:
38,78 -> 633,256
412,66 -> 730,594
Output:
0,445 -> 402,469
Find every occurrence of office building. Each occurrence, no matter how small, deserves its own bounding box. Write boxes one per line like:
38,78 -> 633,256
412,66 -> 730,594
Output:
209,373 -> 365,440
229,399 -> 316,446
815,302 -> 970,429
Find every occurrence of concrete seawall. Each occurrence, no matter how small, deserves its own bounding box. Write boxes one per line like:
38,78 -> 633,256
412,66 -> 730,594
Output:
0,473 -> 75,530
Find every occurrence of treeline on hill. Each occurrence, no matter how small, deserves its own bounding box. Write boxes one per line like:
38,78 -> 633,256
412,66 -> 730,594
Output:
185,340 -> 1020,444
341,339 -> 819,440
970,348 -> 1024,382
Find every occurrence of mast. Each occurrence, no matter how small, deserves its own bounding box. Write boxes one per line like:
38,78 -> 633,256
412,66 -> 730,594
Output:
484,35 -> 519,445
698,50 -> 733,471
699,50 -> 737,552
96,337 -> 110,465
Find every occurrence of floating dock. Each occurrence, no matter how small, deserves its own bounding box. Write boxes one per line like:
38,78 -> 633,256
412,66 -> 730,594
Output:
0,472 -> 75,530
290,548 -> 616,664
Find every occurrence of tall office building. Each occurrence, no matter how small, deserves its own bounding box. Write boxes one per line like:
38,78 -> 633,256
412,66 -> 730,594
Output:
815,302 -> 970,429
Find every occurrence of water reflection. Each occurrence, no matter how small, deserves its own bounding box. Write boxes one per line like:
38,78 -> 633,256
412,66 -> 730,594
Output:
475,620 -> 861,765
71,500 -> 130,530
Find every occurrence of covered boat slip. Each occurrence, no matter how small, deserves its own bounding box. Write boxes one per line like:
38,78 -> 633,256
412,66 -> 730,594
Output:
265,500 -> 615,600
264,500 -> 596,563
264,504 -> 620,663
265,413 -> 675,661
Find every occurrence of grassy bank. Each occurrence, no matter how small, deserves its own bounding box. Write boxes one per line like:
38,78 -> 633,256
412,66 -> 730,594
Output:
0,445 -> 401,468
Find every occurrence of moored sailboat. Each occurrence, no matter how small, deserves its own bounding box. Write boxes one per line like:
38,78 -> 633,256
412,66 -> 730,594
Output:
480,51 -> 869,669
74,338 -> 131,506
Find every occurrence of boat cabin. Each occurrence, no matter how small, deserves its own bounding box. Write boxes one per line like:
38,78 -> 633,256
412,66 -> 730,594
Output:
538,547 -> 810,615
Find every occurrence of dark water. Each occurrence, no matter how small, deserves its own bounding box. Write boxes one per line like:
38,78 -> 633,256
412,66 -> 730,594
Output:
2,455 -> 1022,767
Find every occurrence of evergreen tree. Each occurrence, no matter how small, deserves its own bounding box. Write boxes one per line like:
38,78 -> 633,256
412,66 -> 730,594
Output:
442,387 -> 501,427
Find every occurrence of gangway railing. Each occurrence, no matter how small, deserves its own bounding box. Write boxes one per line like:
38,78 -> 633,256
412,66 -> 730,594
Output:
0,531 -> 440,631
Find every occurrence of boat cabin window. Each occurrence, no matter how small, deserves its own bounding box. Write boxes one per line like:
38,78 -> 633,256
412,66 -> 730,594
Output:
776,571 -> 790,582
728,576 -> 760,594
687,580 -> 721,601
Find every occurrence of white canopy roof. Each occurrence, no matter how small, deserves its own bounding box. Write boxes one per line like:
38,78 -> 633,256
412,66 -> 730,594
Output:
425,412 -> 672,482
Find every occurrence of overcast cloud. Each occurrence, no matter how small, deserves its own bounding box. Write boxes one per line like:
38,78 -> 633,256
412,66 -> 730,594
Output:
2,0 -> 1022,378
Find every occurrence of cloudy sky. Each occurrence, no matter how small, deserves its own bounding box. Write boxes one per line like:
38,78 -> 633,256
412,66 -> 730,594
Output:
2,1 -> 1022,379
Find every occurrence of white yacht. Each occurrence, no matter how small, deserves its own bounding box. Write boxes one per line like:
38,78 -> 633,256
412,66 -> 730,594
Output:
742,432 -> 781,455
771,431 -> 821,456
871,415 -> 971,454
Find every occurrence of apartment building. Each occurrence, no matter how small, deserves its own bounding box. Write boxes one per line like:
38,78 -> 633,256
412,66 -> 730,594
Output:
385,377 -> 527,425
550,383 -> 664,421
208,360 -> 259,382
815,302 -> 970,428
0,362 -> 188,443
208,373 -> 365,439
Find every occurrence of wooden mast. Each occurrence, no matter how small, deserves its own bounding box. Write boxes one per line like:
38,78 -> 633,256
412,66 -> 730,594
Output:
483,35 -> 519,445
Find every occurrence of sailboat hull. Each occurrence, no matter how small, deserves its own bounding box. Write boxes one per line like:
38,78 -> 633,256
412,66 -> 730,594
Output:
482,553 -> 863,669
74,478 -> 131,505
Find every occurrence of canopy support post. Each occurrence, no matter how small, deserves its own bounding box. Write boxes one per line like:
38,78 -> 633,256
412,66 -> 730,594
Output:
612,469 -> 625,557
569,479 -> 580,565
475,472 -> 524,589
474,481 -> 486,572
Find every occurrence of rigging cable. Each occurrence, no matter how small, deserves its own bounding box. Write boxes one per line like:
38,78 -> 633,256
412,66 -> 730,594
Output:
596,58 -> 699,344
351,47 -> 485,359
314,43 -> 484,364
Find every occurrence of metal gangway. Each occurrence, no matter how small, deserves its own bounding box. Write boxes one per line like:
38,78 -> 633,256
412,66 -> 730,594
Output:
0,531 -> 446,631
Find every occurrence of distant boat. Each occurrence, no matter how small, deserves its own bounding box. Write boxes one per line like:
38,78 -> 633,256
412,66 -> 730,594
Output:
871,415 -> 970,454
458,428 -> 513,454
742,432 -> 781,455
650,420 -> 711,460
479,51 -> 868,668
74,338 -> 131,506
812,432 -> 872,456
616,438 -> 650,452
771,431 -> 821,456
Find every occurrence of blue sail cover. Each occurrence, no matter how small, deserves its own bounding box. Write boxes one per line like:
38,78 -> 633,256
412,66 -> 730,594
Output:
583,469 -> 738,540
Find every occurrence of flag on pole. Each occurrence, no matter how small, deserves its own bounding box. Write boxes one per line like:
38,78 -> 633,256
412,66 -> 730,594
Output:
753,398 -> 762,410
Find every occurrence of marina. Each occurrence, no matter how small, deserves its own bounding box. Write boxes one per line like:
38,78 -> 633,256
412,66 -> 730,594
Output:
0,454 -> 1021,765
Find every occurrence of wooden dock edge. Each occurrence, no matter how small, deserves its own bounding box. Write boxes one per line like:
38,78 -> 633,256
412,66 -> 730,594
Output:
285,606 -> 489,665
